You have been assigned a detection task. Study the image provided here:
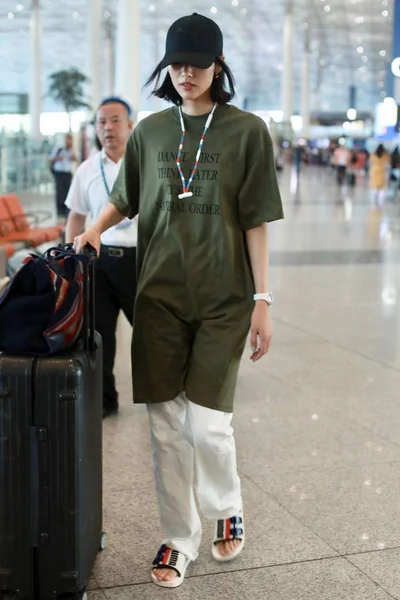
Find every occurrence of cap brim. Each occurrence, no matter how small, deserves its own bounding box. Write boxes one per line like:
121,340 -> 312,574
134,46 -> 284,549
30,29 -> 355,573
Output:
160,51 -> 216,70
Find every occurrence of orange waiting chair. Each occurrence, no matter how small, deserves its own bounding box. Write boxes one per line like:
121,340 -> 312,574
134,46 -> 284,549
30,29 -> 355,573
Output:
0,242 -> 17,259
0,194 -> 64,246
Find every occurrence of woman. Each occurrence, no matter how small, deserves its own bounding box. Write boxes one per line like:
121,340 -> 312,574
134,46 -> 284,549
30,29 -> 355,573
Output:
74,13 -> 283,589
369,143 -> 390,205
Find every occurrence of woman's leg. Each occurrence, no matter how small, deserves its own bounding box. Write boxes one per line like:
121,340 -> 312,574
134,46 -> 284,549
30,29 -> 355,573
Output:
185,398 -> 243,557
147,393 -> 202,579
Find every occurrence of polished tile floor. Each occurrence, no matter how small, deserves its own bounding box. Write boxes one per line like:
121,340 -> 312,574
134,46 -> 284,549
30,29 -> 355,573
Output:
25,166 -> 400,598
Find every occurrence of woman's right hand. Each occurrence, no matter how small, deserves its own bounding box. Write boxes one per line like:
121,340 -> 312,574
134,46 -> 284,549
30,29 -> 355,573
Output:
73,228 -> 101,256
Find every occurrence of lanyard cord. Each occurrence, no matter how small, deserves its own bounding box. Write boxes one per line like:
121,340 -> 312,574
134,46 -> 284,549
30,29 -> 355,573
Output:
100,156 -> 111,197
176,103 -> 217,199
99,155 -> 131,230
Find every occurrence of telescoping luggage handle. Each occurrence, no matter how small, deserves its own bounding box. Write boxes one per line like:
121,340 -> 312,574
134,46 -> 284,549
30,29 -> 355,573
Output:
79,243 -> 97,352
46,243 -> 97,352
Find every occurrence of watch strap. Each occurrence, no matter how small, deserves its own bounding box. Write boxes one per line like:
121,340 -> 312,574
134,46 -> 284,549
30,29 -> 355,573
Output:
254,292 -> 273,305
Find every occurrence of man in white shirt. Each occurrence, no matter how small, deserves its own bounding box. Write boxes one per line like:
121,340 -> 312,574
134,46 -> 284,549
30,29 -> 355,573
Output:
65,97 -> 137,418
333,145 -> 350,186
50,133 -> 78,218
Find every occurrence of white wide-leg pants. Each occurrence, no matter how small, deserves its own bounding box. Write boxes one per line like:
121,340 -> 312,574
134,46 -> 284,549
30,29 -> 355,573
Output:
147,393 -> 242,561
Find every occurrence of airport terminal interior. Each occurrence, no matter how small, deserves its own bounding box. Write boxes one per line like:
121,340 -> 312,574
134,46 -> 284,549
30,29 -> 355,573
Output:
2,0 -> 400,599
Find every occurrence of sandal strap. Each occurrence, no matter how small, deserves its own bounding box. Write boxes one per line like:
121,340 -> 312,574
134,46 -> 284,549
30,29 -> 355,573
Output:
214,516 -> 244,543
152,544 -> 187,577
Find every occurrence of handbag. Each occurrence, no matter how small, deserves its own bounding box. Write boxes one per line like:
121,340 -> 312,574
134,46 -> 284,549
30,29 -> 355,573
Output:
0,244 -> 94,356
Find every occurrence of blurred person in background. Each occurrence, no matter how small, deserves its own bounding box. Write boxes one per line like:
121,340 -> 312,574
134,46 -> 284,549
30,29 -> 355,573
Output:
369,144 -> 390,206
73,12 -> 283,589
50,133 -> 78,219
333,143 -> 350,186
65,97 -> 137,419
389,146 -> 400,200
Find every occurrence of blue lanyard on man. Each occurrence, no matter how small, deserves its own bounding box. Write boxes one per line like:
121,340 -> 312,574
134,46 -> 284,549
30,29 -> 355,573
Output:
100,155 -> 131,230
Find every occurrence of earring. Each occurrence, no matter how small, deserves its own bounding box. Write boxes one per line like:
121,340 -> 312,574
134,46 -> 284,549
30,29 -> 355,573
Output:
214,73 -> 220,79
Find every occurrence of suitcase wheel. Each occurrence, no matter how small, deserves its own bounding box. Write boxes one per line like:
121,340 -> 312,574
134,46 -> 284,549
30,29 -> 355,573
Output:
99,531 -> 107,551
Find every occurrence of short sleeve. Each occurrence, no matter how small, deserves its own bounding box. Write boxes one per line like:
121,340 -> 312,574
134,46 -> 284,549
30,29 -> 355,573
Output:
238,120 -> 284,230
65,165 -> 89,216
109,129 -> 140,219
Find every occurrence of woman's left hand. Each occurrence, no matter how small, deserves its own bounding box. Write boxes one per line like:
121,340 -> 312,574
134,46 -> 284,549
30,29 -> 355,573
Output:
250,302 -> 273,362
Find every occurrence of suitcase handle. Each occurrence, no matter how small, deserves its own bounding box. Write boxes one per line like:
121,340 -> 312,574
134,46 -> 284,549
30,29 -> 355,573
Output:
79,244 -> 97,352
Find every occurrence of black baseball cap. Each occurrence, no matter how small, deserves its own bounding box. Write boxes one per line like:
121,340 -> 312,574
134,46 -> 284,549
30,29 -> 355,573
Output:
160,13 -> 223,70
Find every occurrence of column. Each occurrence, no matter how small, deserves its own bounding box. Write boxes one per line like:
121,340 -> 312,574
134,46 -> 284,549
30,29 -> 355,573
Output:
301,24 -> 310,138
281,0 -> 294,123
87,0 -> 102,109
115,0 -> 141,115
392,0 -> 400,102
104,20 -> 115,97
29,0 -> 41,140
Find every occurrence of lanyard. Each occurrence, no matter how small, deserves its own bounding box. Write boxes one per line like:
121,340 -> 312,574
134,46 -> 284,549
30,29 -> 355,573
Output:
100,156 -> 111,197
176,103 -> 217,199
99,154 -> 131,230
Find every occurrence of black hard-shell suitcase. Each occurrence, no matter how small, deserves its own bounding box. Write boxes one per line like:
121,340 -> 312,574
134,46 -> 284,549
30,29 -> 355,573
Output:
0,247 -> 104,600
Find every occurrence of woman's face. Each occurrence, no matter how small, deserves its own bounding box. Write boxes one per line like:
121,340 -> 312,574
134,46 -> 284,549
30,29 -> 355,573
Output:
168,63 -> 217,103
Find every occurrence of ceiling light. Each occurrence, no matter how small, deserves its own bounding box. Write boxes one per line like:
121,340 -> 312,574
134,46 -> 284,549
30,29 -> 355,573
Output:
379,50 -> 387,57
354,16 -> 364,24
240,7 -> 247,14
8,11 -> 15,18
210,6 -> 218,13
72,11 -> 79,18
324,5 -> 331,11
148,5 -> 156,11
104,10 -> 111,18
382,10 -> 388,16
357,46 -> 363,53
362,56 -> 368,62
232,0 -> 239,5
382,0 -> 388,5
16,4 -> 23,10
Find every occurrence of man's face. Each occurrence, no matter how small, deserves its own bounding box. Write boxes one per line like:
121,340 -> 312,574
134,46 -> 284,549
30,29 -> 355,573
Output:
95,102 -> 133,152
65,134 -> 73,148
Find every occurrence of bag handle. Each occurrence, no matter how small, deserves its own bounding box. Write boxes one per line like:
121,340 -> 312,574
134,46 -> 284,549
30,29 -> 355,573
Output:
43,244 -> 96,263
46,243 -> 97,351
43,243 -> 97,352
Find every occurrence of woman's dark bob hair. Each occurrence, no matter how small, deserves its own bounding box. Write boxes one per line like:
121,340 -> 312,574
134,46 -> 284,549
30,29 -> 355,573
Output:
145,58 -> 236,105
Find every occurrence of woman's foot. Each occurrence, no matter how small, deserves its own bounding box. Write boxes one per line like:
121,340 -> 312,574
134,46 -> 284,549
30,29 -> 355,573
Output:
152,567 -> 179,584
212,516 -> 245,562
214,539 -> 242,558
151,545 -> 191,588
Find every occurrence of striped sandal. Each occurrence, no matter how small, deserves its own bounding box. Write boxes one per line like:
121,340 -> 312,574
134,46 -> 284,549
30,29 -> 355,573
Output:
151,544 -> 191,588
212,516 -> 245,562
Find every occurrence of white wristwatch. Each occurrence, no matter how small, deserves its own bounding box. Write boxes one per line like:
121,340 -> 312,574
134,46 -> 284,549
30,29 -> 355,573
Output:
254,292 -> 274,306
